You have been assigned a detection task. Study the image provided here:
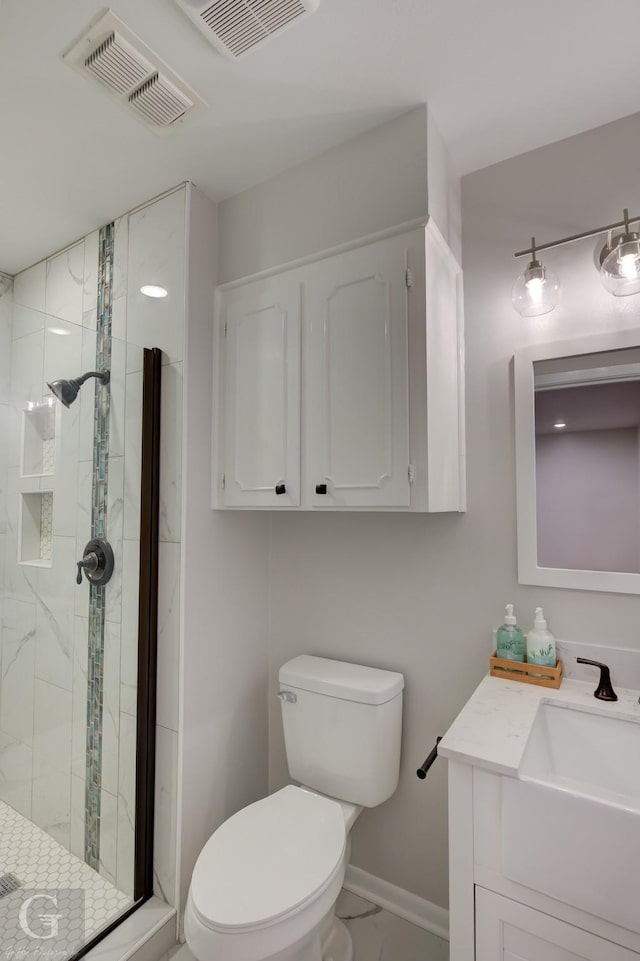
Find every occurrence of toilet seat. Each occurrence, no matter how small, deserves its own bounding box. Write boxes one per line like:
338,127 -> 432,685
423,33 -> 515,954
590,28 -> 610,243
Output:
189,785 -> 347,934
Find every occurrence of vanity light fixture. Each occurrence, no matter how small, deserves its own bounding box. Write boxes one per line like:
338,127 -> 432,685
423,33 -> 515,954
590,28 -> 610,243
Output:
140,284 -> 168,298
553,421 -> 567,429
511,237 -> 561,317
513,208 -> 640,316
599,209 -> 640,297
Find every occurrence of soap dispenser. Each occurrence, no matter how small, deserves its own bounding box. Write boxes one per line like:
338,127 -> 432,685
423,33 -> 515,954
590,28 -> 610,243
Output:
496,604 -> 525,663
526,607 -> 556,668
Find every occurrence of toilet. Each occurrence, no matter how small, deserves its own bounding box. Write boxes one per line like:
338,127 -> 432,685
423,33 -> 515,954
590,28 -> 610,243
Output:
184,655 -> 404,961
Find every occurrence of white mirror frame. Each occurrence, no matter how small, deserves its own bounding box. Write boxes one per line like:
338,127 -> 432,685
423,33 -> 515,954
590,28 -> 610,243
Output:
514,327 -> 640,595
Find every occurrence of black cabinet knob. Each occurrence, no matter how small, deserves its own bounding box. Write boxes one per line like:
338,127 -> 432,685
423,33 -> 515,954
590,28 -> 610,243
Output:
315,483 -> 328,495
275,483 -> 286,495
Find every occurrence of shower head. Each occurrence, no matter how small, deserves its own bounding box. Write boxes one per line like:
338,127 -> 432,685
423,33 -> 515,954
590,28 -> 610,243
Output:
47,370 -> 110,408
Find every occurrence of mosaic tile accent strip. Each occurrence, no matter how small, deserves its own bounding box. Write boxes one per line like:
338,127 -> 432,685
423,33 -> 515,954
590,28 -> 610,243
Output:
85,223 -> 114,871
39,492 -> 53,561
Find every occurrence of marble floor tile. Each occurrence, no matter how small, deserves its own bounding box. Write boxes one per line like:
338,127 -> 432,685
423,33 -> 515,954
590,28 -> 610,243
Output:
336,891 -> 449,961
165,946 -> 193,961
163,892 -> 449,961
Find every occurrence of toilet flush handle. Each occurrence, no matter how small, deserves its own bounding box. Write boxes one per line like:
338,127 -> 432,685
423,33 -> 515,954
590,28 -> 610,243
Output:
276,690 -> 297,704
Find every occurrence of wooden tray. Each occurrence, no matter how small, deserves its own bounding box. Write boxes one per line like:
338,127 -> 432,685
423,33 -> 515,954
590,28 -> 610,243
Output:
490,652 -> 563,689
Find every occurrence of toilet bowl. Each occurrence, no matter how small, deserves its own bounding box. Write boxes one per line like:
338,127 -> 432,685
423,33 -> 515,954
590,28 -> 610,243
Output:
185,786 -> 357,961
185,655 -> 404,961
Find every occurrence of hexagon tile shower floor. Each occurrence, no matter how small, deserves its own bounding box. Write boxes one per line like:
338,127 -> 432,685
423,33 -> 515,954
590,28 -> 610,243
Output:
0,800 -> 131,952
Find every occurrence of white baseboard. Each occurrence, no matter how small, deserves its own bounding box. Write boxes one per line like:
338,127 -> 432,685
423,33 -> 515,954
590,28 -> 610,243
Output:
343,865 -> 449,942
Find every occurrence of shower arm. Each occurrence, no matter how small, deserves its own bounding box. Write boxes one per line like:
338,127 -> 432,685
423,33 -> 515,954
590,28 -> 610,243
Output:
76,370 -> 110,387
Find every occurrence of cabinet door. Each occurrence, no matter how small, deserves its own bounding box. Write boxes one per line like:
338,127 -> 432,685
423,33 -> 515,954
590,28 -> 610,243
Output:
476,888 -> 639,961
221,278 -> 301,508
305,235 -> 410,508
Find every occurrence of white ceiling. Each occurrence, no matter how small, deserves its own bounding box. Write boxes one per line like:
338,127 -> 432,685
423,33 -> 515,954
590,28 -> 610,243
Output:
2,0 -> 640,274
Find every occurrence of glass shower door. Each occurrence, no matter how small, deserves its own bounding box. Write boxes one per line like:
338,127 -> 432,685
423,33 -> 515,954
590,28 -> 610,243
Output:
0,220 -> 159,957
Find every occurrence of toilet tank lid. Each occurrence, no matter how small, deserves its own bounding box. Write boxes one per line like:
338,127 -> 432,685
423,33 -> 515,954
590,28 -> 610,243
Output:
279,655 -> 404,705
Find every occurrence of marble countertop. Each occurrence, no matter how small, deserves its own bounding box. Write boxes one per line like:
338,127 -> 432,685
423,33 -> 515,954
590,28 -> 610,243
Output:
438,674 -> 640,777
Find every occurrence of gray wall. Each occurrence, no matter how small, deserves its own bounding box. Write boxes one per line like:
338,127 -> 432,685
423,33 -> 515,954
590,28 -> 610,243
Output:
269,110 -> 640,911
178,185 -> 271,916
217,106 -> 460,910
218,105 -> 461,282
220,109 -> 640,911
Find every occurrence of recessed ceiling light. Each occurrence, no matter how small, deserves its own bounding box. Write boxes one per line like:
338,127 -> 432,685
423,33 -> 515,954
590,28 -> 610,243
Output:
47,326 -> 71,336
140,284 -> 168,298
554,421 -> 567,429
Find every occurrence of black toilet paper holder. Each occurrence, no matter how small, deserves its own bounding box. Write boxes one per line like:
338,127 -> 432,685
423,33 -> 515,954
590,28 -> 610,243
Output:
416,736 -> 442,780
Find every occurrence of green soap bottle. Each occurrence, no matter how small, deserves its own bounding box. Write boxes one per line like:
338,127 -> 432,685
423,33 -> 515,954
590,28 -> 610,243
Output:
496,604 -> 526,662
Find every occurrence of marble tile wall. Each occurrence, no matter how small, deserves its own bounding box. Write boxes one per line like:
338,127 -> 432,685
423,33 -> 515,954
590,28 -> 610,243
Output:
120,187 -> 186,908
0,276 -> 13,768
1,248 -> 87,849
0,185 -> 186,911
0,277 -> 13,617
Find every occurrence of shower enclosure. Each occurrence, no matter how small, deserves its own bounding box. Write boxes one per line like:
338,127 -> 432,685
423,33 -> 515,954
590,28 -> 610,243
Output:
0,207 -> 164,957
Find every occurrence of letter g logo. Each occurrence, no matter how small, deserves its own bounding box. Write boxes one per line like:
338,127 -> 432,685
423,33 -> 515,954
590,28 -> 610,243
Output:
19,894 -> 62,940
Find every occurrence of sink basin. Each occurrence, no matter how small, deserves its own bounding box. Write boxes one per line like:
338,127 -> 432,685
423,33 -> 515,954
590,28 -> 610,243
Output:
502,701 -> 640,935
519,701 -> 640,808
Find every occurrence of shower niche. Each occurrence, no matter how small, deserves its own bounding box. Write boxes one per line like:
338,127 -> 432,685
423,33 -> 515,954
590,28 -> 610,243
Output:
19,490 -> 54,566
20,399 -> 58,478
18,401 -> 58,568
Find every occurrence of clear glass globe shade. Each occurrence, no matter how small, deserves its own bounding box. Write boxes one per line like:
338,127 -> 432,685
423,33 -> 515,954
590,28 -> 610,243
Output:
511,264 -> 561,317
601,239 -> 640,296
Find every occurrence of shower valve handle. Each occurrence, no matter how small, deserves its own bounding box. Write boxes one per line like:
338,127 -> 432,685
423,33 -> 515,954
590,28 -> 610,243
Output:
76,553 -> 99,585
76,538 -> 115,587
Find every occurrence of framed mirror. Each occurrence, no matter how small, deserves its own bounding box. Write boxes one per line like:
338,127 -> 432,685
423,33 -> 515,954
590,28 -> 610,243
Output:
515,328 -> 640,594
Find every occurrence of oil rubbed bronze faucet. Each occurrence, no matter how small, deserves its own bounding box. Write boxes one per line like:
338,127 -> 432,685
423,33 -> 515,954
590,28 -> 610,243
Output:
577,658 -> 618,702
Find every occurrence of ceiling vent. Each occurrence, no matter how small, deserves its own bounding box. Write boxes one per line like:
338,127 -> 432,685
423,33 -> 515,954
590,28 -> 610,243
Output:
174,0 -> 321,59
63,10 -> 206,133
85,33 -> 152,95
130,75 -> 194,127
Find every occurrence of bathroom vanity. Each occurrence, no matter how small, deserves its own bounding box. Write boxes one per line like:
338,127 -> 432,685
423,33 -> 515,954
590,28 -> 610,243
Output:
439,676 -> 640,960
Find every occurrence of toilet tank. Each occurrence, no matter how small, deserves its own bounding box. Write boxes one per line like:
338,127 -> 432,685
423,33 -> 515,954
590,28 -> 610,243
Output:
278,655 -> 404,808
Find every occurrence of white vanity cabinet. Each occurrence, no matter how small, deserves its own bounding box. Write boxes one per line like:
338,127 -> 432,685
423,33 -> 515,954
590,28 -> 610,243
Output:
447,762 -> 640,961
476,888 -> 639,961
213,221 -> 465,511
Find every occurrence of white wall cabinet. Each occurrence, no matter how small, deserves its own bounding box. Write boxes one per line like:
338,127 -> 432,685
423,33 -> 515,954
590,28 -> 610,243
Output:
305,234 -> 410,509
220,277 -> 301,508
213,221 -> 465,511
